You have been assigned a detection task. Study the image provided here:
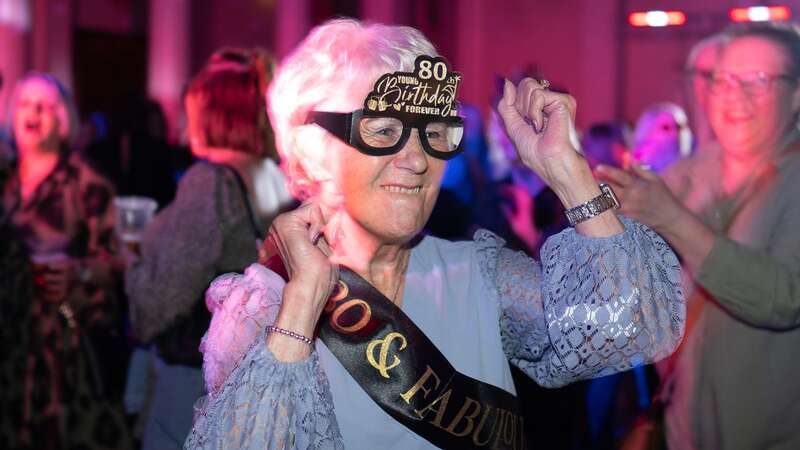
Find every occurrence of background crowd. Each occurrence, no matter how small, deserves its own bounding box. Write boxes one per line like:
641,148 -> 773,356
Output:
1,6 -> 799,450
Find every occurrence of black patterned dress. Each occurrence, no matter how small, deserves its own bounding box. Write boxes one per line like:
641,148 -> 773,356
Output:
1,152 -> 133,450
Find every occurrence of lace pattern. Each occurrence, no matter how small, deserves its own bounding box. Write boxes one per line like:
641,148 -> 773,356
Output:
185,264 -> 344,449
201,264 -> 286,393
185,217 -> 684,447
478,216 -> 684,388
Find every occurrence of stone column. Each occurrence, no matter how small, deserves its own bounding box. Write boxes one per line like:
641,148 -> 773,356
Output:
455,0 -> 487,112
578,0 -> 621,127
274,0 -> 310,60
31,0 -> 73,89
0,0 -> 31,121
147,0 -> 190,142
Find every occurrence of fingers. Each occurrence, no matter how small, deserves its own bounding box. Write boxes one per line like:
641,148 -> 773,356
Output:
529,89 -> 546,133
497,80 -> 523,131
516,78 -> 549,132
268,199 -> 333,279
595,164 -> 636,188
629,162 -> 660,181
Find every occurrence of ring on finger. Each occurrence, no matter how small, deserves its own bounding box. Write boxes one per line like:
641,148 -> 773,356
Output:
538,79 -> 550,90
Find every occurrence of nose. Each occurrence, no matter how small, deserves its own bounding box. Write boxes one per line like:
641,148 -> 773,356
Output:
393,129 -> 429,174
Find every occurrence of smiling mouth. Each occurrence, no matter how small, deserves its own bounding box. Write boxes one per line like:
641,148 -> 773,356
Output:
382,185 -> 422,194
24,120 -> 42,133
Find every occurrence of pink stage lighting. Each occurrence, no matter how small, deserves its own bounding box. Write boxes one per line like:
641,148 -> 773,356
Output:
730,6 -> 792,22
628,10 -> 687,28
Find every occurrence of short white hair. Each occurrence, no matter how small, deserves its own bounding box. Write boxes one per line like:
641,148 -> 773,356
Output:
268,18 -> 437,200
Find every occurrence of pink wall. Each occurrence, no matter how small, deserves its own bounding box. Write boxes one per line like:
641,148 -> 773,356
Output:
191,0 -> 277,72
8,0 -> 800,133
451,0 -> 613,128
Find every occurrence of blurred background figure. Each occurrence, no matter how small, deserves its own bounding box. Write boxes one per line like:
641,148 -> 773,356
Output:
0,73 -> 132,450
426,103 -> 485,240
600,22 -> 800,450
125,48 -> 293,450
631,102 -> 693,173
0,117 -> 34,450
684,34 -> 724,152
84,95 -> 183,209
582,121 -> 630,169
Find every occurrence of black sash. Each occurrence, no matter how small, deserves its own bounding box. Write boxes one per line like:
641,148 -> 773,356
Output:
265,253 -> 526,450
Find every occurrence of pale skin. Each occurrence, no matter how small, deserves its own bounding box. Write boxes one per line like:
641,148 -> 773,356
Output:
596,36 -> 800,273
267,76 -> 623,362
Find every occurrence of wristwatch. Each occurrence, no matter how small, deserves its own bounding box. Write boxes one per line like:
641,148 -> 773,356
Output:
564,183 -> 620,226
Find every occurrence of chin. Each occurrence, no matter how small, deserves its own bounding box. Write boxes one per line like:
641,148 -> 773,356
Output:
366,216 -> 426,244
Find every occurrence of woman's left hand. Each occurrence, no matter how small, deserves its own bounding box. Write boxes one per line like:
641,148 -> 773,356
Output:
496,78 -> 584,189
595,163 -> 685,233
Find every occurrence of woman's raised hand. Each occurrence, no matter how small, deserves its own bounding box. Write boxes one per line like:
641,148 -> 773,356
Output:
266,199 -> 338,360
498,78 -> 624,236
496,78 -> 584,191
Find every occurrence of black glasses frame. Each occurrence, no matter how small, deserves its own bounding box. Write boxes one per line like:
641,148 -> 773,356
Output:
305,109 -> 465,160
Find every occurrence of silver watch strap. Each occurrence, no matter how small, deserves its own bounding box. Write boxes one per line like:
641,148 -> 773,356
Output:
564,183 -> 620,226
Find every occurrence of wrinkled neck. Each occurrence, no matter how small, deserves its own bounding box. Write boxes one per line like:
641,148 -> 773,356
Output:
328,211 -> 412,302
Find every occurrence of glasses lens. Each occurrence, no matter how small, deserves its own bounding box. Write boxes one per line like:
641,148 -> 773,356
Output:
709,74 -> 731,94
740,72 -> 771,95
425,122 -> 464,153
358,117 -> 404,148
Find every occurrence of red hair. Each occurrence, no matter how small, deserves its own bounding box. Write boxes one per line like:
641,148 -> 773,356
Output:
185,48 -> 277,159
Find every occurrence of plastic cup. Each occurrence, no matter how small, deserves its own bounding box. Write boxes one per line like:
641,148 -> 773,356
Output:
114,196 -> 158,254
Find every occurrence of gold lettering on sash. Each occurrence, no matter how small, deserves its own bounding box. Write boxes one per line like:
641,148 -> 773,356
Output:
444,396 -> 482,437
330,299 -> 371,333
366,332 -> 407,378
503,409 -> 516,448
471,404 -> 496,447
400,365 -> 441,404
414,389 -> 452,426
491,409 -> 509,450
324,280 -> 349,313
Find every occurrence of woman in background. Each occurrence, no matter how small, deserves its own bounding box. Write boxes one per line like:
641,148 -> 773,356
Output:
600,22 -> 800,450
126,48 -> 293,450
1,73 -> 131,450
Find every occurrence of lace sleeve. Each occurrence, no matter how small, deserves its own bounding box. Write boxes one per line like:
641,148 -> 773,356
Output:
185,263 -> 344,449
479,216 -> 684,388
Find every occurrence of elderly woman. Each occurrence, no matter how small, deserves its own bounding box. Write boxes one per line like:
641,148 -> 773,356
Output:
126,48 -> 293,450
185,20 -> 683,450
599,22 -> 800,450
0,74 -> 132,449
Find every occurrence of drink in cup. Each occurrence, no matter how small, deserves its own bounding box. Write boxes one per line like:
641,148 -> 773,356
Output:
114,196 -> 157,256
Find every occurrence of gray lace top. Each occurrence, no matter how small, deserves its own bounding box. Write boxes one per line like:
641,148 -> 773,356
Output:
184,217 -> 684,449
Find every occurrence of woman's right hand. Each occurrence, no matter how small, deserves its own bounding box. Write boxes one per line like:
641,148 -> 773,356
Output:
265,200 -> 338,361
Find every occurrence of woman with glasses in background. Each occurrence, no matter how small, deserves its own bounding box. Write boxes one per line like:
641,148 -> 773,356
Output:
599,22 -> 800,450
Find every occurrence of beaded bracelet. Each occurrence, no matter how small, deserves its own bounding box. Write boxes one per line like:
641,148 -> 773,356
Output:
267,325 -> 313,346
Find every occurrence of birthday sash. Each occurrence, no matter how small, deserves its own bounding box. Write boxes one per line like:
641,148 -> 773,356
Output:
265,255 -> 526,450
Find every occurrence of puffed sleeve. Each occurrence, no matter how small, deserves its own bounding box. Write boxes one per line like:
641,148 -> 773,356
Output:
184,264 -> 344,450
479,216 -> 684,388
